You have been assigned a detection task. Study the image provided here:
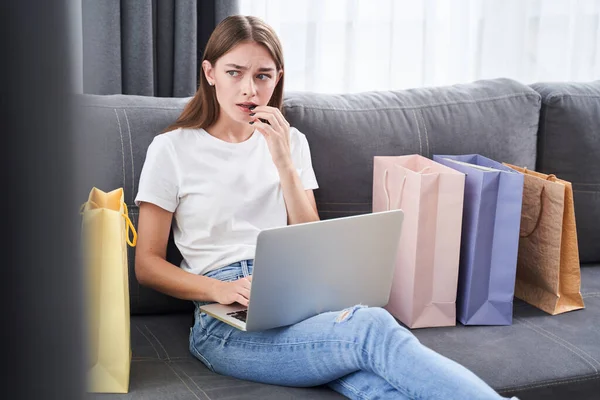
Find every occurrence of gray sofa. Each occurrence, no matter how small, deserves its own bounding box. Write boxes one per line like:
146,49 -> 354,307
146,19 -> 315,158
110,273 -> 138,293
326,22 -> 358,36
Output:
78,78 -> 600,400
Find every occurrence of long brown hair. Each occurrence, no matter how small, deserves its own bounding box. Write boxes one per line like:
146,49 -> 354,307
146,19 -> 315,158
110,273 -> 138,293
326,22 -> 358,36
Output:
164,15 -> 285,133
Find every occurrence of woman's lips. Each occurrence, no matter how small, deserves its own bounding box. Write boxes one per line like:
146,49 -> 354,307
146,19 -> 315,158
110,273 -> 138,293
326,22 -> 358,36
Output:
237,104 -> 254,113
237,104 -> 257,115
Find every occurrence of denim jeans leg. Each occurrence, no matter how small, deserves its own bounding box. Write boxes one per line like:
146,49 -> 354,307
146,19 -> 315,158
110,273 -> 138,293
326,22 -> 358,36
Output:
191,303 -> 513,400
328,370 -> 408,400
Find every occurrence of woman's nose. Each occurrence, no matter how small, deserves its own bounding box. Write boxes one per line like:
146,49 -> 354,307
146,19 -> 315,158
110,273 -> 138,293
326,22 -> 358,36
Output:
242,76 -> 257,96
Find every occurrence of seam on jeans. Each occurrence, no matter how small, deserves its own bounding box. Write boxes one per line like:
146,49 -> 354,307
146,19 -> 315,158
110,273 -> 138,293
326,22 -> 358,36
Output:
412,109 -> 423,155
171,363 -> 213,400
517,317 -> 600,368
135,325 -> 161,359
335,371 -> 417,400
515,318 -> 599,372
284,92 -> 540,112
334,378 -> 369,400
418,109 -> 430,157
583,293 -> 600,298
202,328 -> 408,396
144,325 -> 171,361
202,319 -> 415,397
123,109 -> 135,203
114,109 -> 126,194
205,330 -> 363,348
203,328 -> 372,361
498,373 -> 600,392
189,339 -> 216,372
165,362 -> 205,400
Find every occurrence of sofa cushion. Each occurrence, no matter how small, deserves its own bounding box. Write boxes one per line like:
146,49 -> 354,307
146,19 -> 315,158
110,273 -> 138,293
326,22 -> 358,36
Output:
88,314 -> 345,399
283,78 -> 541,219
91,266 -> 599,399
529,81 -> 600,263
413,265 -> 600,400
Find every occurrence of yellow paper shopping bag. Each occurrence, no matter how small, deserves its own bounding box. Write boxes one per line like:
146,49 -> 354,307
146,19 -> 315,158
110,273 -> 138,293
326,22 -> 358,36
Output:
80,187 -> 137,393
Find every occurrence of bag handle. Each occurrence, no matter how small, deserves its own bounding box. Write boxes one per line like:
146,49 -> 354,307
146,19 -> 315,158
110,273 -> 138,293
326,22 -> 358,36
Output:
520,171 -> 556,238
383,166 -> 431,210
80,200 -> 138,247
122,203 -> 138,247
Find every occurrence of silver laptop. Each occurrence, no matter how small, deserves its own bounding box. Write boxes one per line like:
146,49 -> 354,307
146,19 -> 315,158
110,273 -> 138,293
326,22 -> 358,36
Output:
199,209 -> 404,331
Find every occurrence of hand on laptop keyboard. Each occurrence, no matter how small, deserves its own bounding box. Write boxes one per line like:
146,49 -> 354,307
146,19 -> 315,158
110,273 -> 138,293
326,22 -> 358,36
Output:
211,275 -> 253,307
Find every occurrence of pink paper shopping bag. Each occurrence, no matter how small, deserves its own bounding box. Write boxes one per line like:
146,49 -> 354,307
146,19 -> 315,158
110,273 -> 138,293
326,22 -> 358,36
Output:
373,155 -> 466,328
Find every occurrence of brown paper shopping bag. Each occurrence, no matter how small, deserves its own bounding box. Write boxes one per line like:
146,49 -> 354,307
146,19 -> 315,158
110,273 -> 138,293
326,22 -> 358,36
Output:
373,155 -> 466,328
81,187 -> 137,393
503,164 -> 584,315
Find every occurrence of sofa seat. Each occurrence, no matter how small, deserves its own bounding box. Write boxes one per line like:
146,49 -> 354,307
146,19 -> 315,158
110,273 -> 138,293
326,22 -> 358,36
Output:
90,266 -> 600,400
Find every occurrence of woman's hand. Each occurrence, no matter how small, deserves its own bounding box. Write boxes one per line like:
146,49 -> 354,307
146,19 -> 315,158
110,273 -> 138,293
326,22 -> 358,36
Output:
211,276 -> 253,306
249,106 -> 293,170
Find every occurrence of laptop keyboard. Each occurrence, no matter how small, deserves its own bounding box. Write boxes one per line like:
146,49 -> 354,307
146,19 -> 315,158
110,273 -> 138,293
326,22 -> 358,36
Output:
227,309 -> 248,323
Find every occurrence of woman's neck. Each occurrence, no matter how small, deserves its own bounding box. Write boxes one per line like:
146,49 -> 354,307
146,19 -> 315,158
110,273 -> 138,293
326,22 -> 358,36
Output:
205,111 -> 255,144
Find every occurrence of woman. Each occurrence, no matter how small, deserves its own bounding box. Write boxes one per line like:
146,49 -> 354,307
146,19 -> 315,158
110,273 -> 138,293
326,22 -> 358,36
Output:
134,15 -> 517,400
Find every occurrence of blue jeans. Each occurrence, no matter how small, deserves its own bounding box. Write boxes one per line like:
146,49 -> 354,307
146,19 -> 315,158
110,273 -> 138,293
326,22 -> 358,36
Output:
189,260 -> 517,400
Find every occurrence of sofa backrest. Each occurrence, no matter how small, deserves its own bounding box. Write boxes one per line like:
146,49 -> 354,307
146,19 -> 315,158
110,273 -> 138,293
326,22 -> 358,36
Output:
76,95 -> 193,314
529,81 -> 600,264
283,78 -> 540,218
76,78 -> 542,315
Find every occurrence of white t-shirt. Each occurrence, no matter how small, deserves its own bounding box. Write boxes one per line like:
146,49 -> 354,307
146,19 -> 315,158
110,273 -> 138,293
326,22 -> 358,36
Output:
134,127 -> 319,276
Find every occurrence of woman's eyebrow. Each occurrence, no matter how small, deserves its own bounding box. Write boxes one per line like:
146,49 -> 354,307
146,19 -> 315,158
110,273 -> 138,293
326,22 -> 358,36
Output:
225,63 -> 275,72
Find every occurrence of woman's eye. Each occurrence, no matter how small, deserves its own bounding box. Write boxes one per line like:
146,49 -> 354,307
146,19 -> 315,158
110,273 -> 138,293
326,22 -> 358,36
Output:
226,70 -> 240,77
257,74 -> 271,80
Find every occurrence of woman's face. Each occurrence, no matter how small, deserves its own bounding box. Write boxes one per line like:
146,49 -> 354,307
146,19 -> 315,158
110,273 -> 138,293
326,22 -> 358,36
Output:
203,41 -> 282,124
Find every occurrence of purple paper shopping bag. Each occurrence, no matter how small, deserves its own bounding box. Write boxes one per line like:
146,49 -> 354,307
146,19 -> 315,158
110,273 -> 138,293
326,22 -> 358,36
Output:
434,155 -> 524,325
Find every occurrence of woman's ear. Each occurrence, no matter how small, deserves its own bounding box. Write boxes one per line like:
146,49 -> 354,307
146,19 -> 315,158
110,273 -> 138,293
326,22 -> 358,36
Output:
202,60 -> 215,85
276,69 -> 283,85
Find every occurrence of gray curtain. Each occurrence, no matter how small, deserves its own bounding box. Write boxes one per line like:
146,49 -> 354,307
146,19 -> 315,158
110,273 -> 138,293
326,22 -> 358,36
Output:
82,0 -> 239,97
